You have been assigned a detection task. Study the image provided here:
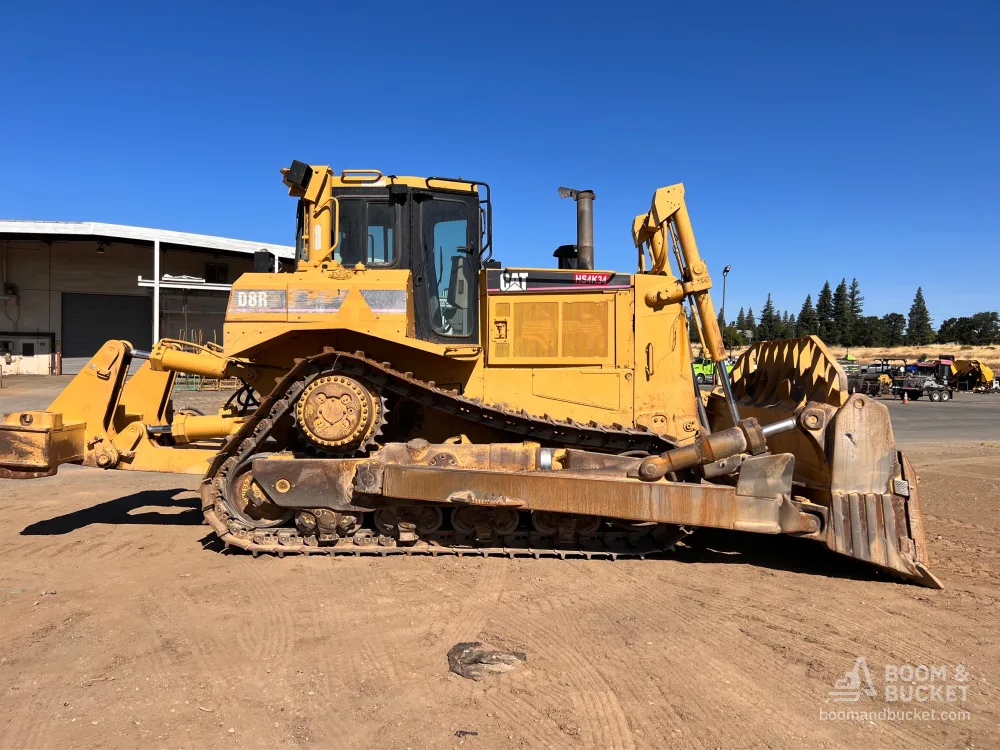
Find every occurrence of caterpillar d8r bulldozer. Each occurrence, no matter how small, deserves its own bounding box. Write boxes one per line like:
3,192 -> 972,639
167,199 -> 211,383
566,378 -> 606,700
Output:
0,161 -> 940,587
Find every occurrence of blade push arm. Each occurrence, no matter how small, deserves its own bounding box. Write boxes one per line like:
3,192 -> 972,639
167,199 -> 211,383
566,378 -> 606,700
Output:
633,184 -> 740,424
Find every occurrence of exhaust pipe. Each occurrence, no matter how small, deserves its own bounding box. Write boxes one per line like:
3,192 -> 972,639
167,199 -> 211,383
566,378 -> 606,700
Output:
558,187 -> 596,270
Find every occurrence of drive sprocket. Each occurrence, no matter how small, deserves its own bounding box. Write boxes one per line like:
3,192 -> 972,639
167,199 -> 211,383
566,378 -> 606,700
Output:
295,373 -> 384,454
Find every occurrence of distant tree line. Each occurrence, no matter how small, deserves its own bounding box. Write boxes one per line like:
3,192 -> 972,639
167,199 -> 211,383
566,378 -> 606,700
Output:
716,280 -> 999,347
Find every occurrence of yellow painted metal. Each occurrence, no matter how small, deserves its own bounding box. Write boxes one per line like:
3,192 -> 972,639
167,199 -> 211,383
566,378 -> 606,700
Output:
151,340 -> 255,381
485,287 -> 615,366
0,340 -> 221,476
707,336 -> 849,497
0,168 -> 729,475
632,274 -> 700,443
0,411 -> 85,477
170,414 -> 243,444
646,184 -> 725,361
951,359 -> 995,389
119,361 -> 174,427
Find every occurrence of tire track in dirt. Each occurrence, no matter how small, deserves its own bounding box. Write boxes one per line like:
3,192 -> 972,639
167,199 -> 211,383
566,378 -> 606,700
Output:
144,583 -> 251,725
480,583 -> 637,750
0,610 -> 100,749
606,567 -> 822,748
1,683 -> 77,749
320,559 -> 403,686
618,571 -> 758,727
231,557 -> 297,663
3,537 -> 65,559
598,661 -> 698,749
487,563 -> 651,747
287,558 -> 395,750
428,557 -> 508,652
478,681 -> 584,750
622,565 -> 978,748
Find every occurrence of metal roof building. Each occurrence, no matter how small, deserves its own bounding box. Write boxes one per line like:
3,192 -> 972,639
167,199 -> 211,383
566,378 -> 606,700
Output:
0,221 -> 294,374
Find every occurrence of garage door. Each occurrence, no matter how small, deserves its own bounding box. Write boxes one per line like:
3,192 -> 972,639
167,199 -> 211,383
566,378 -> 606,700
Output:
61,293 -> 153,374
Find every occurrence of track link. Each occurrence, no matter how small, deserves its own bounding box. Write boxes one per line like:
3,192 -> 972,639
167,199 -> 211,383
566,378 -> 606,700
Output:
200,349 -> 682,558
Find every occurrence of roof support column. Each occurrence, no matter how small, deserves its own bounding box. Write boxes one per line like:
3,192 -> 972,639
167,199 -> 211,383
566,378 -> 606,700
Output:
153,239 -> 160,343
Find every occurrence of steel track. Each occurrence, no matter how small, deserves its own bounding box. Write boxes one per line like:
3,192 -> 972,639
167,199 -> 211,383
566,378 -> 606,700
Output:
200,348 -> 682,558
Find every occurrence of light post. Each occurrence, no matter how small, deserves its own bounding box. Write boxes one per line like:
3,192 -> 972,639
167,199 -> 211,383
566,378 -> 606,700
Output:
721,265 -> 731,355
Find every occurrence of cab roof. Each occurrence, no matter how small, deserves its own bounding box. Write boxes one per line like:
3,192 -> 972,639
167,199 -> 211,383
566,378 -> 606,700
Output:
330,170 -> 479,194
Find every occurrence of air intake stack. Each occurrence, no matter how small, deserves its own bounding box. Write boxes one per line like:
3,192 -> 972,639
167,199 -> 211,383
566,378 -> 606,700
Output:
558,187 -> 596,271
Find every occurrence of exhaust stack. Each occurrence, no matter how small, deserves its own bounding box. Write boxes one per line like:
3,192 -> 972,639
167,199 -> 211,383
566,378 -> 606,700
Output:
558,187 -> 596,270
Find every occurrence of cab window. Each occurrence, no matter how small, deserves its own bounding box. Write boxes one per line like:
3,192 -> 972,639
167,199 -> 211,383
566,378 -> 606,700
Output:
367,202 -> 394,264
333,200 -> 396,266
422,199 -> 472,337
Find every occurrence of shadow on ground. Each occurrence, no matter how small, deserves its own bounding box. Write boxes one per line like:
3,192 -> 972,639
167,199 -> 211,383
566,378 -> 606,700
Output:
19,493 -> 926,587
674,528 -> 912,586
21,489 -> 202,535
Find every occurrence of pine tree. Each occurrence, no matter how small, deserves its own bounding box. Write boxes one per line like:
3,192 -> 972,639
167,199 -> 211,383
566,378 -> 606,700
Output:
786,312 -> 797,339
717,309 -> 726,331
848,278 -> 864,320
906,288 -> 935,345
736,307 -> 746,331
746,307 -> 757,338
757,295 -> 778,341
779,311 -> 792,339
797,294 -> 818,336
847,278 -> 864,346
816,281 -> 835,343
832,278 -> 850,345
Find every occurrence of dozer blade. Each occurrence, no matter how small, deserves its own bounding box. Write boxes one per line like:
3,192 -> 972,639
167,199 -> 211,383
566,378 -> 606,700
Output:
706,336 -> 941,588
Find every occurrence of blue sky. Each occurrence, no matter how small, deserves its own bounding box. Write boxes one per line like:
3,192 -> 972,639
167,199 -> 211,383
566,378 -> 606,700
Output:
1,1 -> 997,324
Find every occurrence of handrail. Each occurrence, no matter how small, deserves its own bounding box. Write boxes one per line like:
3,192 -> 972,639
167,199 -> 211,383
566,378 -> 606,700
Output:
340,169 -> 384,183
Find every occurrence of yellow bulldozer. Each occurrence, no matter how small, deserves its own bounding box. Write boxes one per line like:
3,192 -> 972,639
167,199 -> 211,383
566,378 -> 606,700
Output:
0,162 -> 939,586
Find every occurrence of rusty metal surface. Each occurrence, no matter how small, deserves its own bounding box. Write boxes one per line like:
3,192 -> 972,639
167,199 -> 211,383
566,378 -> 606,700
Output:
827,394 -> 895,495
899,451 -> 933,568
638,420 -> 762,480
378,462 -> 782,532
826,482 -> 942,588
735,453 -> 795,499
252,455 -> 372,512
295,373 -> 382,451
560,449 -> 640,474
0,413 -> 85,476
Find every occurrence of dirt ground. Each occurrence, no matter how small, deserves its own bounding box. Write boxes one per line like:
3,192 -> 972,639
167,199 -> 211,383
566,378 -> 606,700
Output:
0,381 -> 997,749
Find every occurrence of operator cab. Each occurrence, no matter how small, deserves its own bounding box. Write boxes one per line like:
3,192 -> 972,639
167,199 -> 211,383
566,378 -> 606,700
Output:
290,165 -> 492,346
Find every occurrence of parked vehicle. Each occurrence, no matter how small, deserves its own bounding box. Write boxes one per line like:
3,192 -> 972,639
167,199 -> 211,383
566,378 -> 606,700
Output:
849,358 -> 907,397
692,356 -> 733,385
692,356 -> 715,384
951,359 -> 997,393
892,363 -> 955,402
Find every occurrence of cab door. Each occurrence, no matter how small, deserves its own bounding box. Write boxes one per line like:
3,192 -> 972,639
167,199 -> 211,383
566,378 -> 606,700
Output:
411,194 -> 480,345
